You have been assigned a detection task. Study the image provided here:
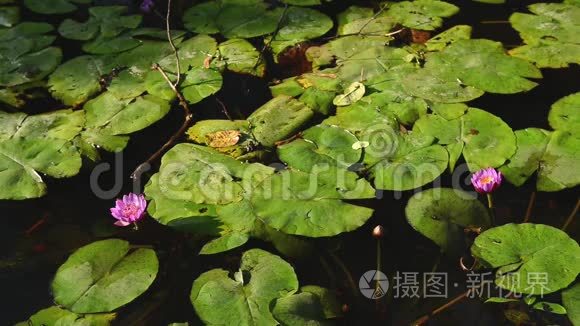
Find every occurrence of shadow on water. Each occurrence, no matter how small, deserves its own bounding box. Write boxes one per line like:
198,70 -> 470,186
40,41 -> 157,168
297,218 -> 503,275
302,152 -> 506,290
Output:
0,0 -> 578,325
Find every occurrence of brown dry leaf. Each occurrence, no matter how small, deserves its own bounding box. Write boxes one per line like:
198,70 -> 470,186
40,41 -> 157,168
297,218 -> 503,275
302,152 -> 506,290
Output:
206,130 -> 241,148
411,29 -> 431,44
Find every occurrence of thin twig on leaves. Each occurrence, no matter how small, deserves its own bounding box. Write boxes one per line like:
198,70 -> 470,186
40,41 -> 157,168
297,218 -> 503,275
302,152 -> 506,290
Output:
412,291 -> 471,326
255,4 -> 288,69
356,3 -> 388,35
131,0 -> 190,182
323,28 -> 405,41
130,71 -> 192,181
165,0 -> 180,87
562,198 -> 580,232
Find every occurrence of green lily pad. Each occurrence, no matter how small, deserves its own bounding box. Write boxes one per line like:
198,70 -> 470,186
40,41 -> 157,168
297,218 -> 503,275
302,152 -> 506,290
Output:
414,107 -> 516,171
549,92 -> 580,132
270,70 -> 341,114
184,1 -> 282,39
268,6 -> 333,59
281,0 -> 325,5
182,1 -> 220,34
190,249 -> 299,325
422,39 -> 542,95
536,130 -> 580,191
306,35 -> 394,68
248,95 -> 314,147
15,306 -> 115,326
215,38 -> 265,77
336,45 -> 413,87
162,34 -> 218,73
181,67 -> 223,104
383,0 -> 459,31
84,92 -> 170,136
363,127 -> 449,191
500,128 -> 551,186
0,46 -> 62,87
471,223 -> 580,295
24,0 -> 91,14
323,95 -> 399,137
0,80 -> 45,108
0,110 -> 83,199
278,124 -> 362,171
405,188 -> 490,255
509,42 -> 580,69
48,55 -> 104,106
107,69 -> 147,100
336,6 -> 374,35
340,16 -> 397,36
562,282 -> 580,326
58,6 -> 142,53
272,286 -> 341,325
425,25 -> 472,52
509,3 -> 580,68
510,3 -> 579,45
402,66 -> 485,103
186,119 -> 255,158
145,144 -> 375,251
52,239 -> 159,313
0,22 -> 61,86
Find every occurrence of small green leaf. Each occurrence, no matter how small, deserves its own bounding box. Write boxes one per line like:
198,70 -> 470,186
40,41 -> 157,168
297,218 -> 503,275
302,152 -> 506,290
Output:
532,302 -> 567,315
216,38 -> 265,77
48,55 -> 104,106
268,7 -> 333,59
471,223 -> 580,295
406,188 -> 490,255
562,282 -> 580,325
52,239 -> 159,313
16,306 -> 115,326
485,297 -> 519,303
24,0 -> 90,14
190,249 -> 299,325
278,124 -> 362,171
426,25 -> 472,51
248,95 -> 314,147
383,0 -> 459,31
549,92 -> 580,132
181,68 -> 223,104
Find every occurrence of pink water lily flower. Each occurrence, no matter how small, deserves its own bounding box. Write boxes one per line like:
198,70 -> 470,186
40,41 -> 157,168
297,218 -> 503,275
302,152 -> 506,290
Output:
110,193 -> 147,227
471,168 -> 503,194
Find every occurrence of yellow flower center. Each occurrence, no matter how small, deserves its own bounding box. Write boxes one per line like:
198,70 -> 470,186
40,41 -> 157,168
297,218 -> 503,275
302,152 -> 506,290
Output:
480,176 -> 494,184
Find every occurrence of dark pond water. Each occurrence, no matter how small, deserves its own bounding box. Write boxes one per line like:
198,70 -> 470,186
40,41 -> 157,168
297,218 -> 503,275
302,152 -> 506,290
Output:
1,0 -> 578,325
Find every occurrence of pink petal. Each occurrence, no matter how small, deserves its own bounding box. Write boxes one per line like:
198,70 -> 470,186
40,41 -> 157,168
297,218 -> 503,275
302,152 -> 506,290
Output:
110,207 -> 123,219
114,220 -> 131,227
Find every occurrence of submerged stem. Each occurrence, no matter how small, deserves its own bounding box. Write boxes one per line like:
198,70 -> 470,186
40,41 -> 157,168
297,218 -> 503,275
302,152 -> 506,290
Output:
562,198 -> 580,232
329,252 -> 359,299
523,191 -> 536,223
487,193 -> 496,226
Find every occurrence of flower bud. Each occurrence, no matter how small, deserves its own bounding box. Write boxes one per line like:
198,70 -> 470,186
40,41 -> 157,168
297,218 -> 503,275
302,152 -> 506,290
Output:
372,225 -> 384,239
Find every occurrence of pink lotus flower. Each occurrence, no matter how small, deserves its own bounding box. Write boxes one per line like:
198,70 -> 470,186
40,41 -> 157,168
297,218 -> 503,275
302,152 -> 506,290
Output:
110,193 -> 147,227
471,168 -> 503,194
